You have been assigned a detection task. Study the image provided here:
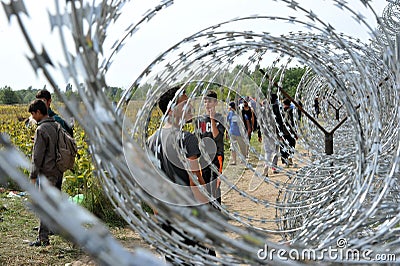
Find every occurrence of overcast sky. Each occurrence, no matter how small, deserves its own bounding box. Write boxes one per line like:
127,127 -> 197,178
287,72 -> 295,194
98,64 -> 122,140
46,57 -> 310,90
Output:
0,0 -> 388,91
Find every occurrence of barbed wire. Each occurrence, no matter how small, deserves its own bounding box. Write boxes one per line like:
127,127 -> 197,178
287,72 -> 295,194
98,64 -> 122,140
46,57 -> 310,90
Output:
1,0 -> 399,264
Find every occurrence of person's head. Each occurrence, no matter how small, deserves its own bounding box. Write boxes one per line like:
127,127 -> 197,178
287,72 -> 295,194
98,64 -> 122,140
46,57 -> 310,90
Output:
36,89 -> 52,109
158,86 -> 191,124
283,98 -> 291,109
229,101 -> 236,110
270,93 -> 278,104
243,97 -> 249,107
28,99 -> 48,122
204,90 -> 218,110
261,99 -> 268,106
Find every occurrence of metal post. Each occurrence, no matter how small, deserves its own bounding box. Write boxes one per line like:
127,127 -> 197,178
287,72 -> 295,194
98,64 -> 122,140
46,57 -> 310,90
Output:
325,133 -> 333,155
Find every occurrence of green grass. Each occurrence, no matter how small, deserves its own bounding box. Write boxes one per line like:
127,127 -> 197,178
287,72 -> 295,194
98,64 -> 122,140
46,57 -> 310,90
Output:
0,190 -> 88,265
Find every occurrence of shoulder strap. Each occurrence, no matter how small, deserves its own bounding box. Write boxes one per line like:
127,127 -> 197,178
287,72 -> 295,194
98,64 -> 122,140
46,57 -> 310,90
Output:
42,120 -> 61,153
53,122 -> 61,153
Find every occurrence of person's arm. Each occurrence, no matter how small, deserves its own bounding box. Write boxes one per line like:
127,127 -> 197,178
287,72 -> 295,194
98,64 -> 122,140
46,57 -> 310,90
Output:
226,112 -> 231,140
29,129 -> 47,181
251,109 -> 255,130
289,110 -> 298,139
289,109 -> 295,128
273,105 -> 284,138
187,155 -> 208,203
184,133 -> 208,203
210,117 -> 219,138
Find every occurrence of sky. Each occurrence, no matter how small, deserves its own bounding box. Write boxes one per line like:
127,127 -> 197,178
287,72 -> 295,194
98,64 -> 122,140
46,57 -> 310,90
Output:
0,0 -> 389,92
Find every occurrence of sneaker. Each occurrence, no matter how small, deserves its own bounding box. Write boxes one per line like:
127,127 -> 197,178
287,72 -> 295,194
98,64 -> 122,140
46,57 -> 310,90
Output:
288,158 -> 293,166
29,239 -> 50,247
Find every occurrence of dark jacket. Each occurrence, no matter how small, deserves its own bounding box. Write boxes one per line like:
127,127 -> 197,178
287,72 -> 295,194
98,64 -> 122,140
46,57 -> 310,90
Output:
272,102 -> 284,137
48,108 -> 73,137
30,117 -> 63,180
282,107 -> 297,138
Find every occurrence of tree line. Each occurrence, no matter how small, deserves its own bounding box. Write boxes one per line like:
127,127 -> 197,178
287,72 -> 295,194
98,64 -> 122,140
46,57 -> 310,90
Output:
175,66 -> 307,99
1,66 -> 306,105
0,85 -> 124,105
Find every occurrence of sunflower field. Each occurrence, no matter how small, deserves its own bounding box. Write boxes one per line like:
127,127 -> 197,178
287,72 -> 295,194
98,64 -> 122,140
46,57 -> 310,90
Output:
0,104 -> 124,225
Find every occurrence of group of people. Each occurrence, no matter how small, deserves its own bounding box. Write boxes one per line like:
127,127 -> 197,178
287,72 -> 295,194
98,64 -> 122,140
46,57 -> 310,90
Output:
147,88 -> 225,261
26,86 -> 225,255
27,90 -> 73,247
26,85 -> 298,264
147,89 -> 299,209
147,88 -> 224,208
227,94 -> 298,176
146,88 -> 300,261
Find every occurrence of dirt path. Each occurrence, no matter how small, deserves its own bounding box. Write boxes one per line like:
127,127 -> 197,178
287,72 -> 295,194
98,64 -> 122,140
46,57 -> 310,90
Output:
221,151 -> 300,243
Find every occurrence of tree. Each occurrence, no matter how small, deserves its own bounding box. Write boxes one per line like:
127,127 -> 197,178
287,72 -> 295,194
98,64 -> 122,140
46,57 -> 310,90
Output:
103,86 -> 124,103
257,67 -> 306,98
0,86 -> 19,104
281,67 -> 307,97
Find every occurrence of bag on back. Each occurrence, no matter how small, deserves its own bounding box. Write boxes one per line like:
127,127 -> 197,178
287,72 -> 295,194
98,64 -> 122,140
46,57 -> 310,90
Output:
56,124 -> 77,172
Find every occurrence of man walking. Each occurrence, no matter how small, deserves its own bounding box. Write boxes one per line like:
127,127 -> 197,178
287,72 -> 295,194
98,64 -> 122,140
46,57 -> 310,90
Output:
281,98 -> 297,166
28,99 -> 63,247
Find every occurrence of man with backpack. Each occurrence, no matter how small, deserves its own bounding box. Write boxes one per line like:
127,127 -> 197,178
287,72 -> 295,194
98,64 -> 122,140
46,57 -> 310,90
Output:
28,99 -> 63,247
29,91 -> 77,245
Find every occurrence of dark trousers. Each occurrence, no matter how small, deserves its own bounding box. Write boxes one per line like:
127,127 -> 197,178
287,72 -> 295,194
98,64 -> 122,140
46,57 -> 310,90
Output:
38,176 -> 62,241
280,135 -> 296,164
202,155 -> 223,206
161,222 -> 216,265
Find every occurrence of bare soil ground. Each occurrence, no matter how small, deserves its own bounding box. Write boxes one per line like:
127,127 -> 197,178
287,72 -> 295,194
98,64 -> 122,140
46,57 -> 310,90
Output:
221,150 -> 301,244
